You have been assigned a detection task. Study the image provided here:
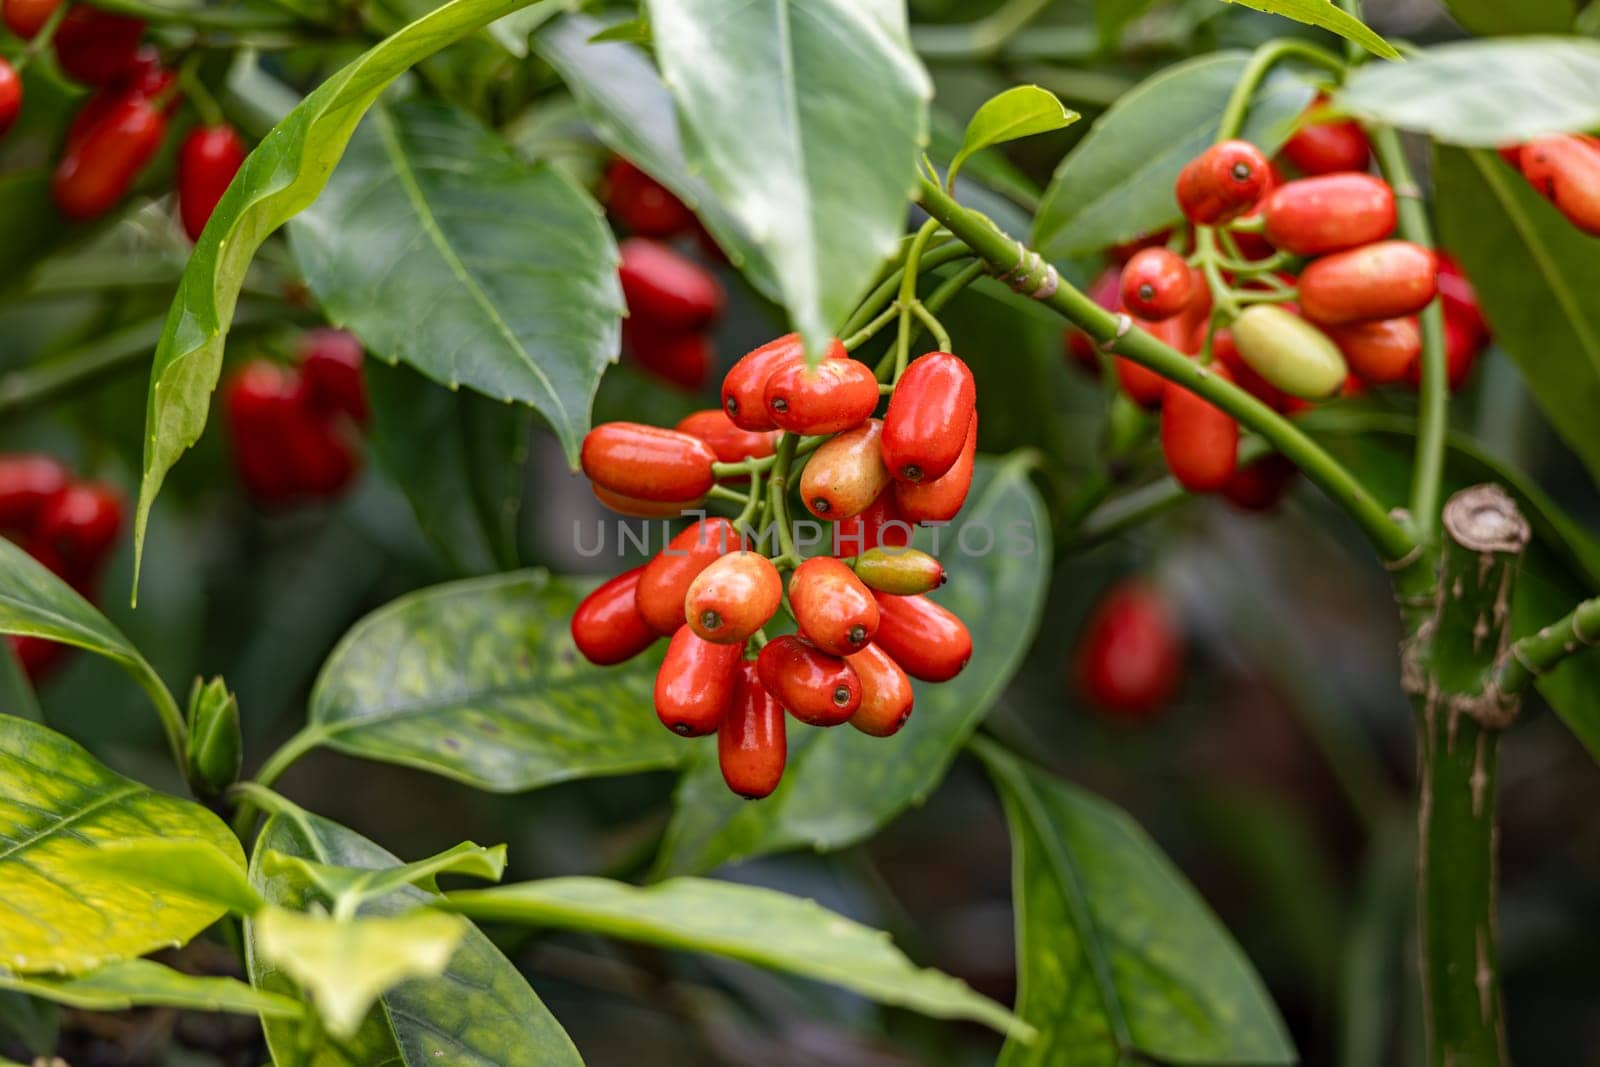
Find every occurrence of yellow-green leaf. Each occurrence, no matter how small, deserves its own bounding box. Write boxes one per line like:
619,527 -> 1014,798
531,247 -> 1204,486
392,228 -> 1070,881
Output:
0,960 -> 301,1019
1220,0 -> 1398,59
950,86 -> 1078,187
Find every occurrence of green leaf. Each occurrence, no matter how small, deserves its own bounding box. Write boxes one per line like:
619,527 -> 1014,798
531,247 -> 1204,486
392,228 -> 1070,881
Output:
975,740 -> 1295,1066
263,840 -> 507,907
949,86 -> 1079,188
87,840 -> 265,916
652,456 -> 1049,876
1217,0 -> 1398,59
0,642 -> 42,723
0,718 -> 244,974
444,876 -> 1029,1038
302,570 -> 680,791
0,537 -> 150,674
1434,145 -> 1600,489
289,100 -> 622,468
588,15 -> 649,44
133,0 -> 566,580
0,989 -> 55,1056
366,354 -> 530,576
643,0 -> 931,357
1439,0 -> 1574,35
0,960 -> 301,1019
533,13 -> 780,298
1035,52 -> 1315,257
1338,39 -> 1600,145
246,806 -> 581,1065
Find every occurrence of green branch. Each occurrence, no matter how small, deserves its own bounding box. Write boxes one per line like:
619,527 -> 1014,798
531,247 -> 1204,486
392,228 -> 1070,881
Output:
1496,595 -> 1600,694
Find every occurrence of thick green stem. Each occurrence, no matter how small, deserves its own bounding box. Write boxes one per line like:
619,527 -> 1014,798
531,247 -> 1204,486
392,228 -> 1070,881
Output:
914,177 -> 1415,563
230,725 -> 324,839
1496,593 -> 1600,693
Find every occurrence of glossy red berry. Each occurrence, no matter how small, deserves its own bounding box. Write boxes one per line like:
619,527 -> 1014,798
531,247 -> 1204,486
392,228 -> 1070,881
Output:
297,328 -> 368,424
894,412 -> 976,524
872,593 -> 971,683
1221,453 -> 1297,512
718,662 -> 786,798
1407,316 -> 1482,392
1279,98 -> 1370,176
1065,265 -> 1123,375
581,422 -> 717,504
623,321 -> 711,389
53,7 -> 144,86
591,485 -> 694,518
655,625 -> 742,736
685,551 -> 782,645
1326,316 -> 1420,385
789,556 -> 879,656
1119,248 -> 1193,321
571,568 -> 658,666
756,635 -> 861,726
177,124 -> 246,241
0,455 -> 69,532
618,237 -> 723,331
1160,364 -> 1238,493
52,93 -> 166,220
1117,315 -> 1196,409
1298,241 -> 1437,326
831,491 -> 912,556
852,547 -> 945,596
845,642 -> 914,738
800,419 -> 889,520
225,361 -> 356,504
1075,581 -> 1183,719
720,335 -> 847,431
1261,173 -> 1396,256
0,60 -> 20,139
2,0 -> 60,38
636,518 -> 740,635
763,357 -> 879,436
880,352 -> 976,483
1436,254 -> 1487,345
674,409 -> 776,464
606,157 -> 695,238
1176,139 -> 1272,225
1519,134 -> 1600,235
34,482 -> 122,571
63,48 -> 172,152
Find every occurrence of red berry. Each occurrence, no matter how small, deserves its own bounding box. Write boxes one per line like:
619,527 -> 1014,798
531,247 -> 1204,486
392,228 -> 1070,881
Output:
800,419 -> 889,521
635,518 -> 740,635
1065,265 -> 1122,375
606,157 -> 695,238
674,409 -> 777,464
618,237 -> 723,331
580,422 -> 717,504
722,334 -> 846,431
623,320 -> 711,389
3,0 -> 60,38
590,485 -> 695,518
871,593 -> 971,683
1075,581 -> 1183,720
763,356 -> 879,435
718,662 -> 786,798
1298,241 -> 1437,327
845,642 -> 914,738
893,412 -> 976,525
685,551 -> 782,645
1116,315 -> 1196,409
831,492 -> 912,556
177,124 -> 246,241
756,635 -> 861,726
34,482 -> 123,572
571,567 -> 657,666
1279,97 -> 1370,176
1436,253 -> 1487,345
0,455 -> 70,532
789,556 -> 879,656
1326,316 -> 1420,385
52,93 -> 166,220
1519,134 -> 1600,235
1119,248 -> 1194,321
0,60 -> 20,139
225,361 -> 356,504
1221,454 -> 1298,512
655,625 -> 742,736
880,351 -> 976,483
1261,173 -> 1396,257
53,7 -> 144,86
1407,316 -> 1481,392
1160,364 -> 1238,493
1176,139 -> 1271,225
296,328 -> 367,424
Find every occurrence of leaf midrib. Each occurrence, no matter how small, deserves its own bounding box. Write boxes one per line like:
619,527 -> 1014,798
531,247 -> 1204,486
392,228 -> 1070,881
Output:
0,784 -> 144,865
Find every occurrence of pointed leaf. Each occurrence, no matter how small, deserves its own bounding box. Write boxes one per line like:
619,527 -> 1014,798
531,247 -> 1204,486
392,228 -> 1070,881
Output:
949,86 -> 1078,187
1218,0 -> 1398,59
0,537 -> 148,672
263,840 -> 507,904
0,960 -> 301,1019
444,876 -> 1028,1038
643,0 -> 931,357
88,840 -> 265,916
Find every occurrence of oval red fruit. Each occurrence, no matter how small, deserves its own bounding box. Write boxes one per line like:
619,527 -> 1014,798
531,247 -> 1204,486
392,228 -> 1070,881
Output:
1519,134 -> 1600,235
1176,139 -> 1272,225
178,124 -> 246,241
571,567 -> 657,666
52,92 -> 166,220
1279,98 -> 1370,176
591,485 -> 700,518
3,0 -> 61,39
53,7 -> 144,85
34,482 -> 123,570
1298,241 -> 1437,326
297,328 -> 367,423
894,412 -> 976,524
831,492 -> 912,556
872,593 -> 971,683
789,556 -> 879,656
1160,364 -> 1238,493
1326,316 -> 1420,385
636,518 -> 739,635
0,59 -> 19,138
618,237 -> 723,331
763,356 -> 879,435
880,352 -> 976,483
722,334 -> 846,431
845,642 -> 914,738
685,551 -> 782,645
800,419 -> 889,520
0,455 -> 70,531
1262,173 -> 1396,256
1221,454 -> 1297,512
622,321 -> 711,390
606,157 -> 695,238
580,422 -> 717,503
674,409 -> 777,464
1075,581 -> 1183,719
718,662 -> 786,798
1120,248 -> 1194,321
756,635 -> 861,726
655,626 -> 742,736
1065,265 -> 1122,375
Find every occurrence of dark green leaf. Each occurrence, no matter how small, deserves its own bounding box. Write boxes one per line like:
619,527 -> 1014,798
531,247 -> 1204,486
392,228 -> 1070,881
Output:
1439,0 -> 1574,36
975,740 -> 1295,1066
0,960 -> 301,1019
246,806 -> 581,1065
643,0 -> 931,356
1035,52 -> 1314,257
1434,145 -> 1600,489
533,14 -> 780,298
302,570 -> 681,791
652,456 -> 1050,876
1339,39 -> 1600,145
0,718 -> 244,974
291,101 -> 621,468
949,86 -> 1078,187
0,641 -> 42,723
0,537 -> 148,672
444,876 -> 1028,1038
1218,0 -> 1398,58
0,989 -> 55,1056
134,0 -> 567,576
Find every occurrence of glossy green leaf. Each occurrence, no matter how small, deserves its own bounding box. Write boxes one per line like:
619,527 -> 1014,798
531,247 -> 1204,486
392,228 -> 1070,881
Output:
0,536 -> 148,672
976,740 -> 1295,1066
0,960 -> 301,1019
0,642 -> 42,723
444,876 -> 1028,1038
1339,39 -> 1600,145
533,14 -> 780,298
290,100 -> 621,467
643,0 -> 930,357
246,806 -> 580,1065
949,86 -> 1078,188
0,989 -> 55,1056
88,840 -> 265,916
652,456 -> 1049,876
1218,0 -> 1398,58
1035,52 -> 1314,257
1434,145 -> 1600,488
302,570 -> 679,791
0,718 -> 244,974
134,0 -> 565,579
263,840 -> 507,905
366,359 -> 530,575
1439,0 -> 1573,35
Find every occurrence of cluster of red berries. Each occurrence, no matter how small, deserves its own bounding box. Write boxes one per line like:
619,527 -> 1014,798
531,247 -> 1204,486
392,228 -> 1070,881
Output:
572,334 -> 978,799
1500,134 -> 1600,237
0,0 -> 246,234
0,455 -> 122,679
1068,98 -> 1490,508
605,159 -> 727,389
223,329 -> 368,505
1074,579 -> 1185,721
